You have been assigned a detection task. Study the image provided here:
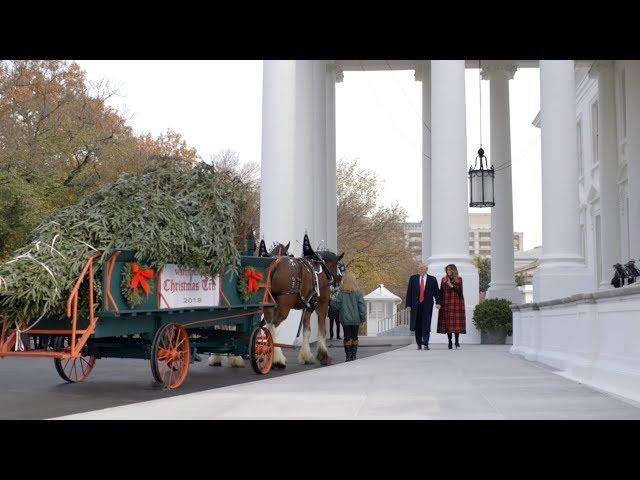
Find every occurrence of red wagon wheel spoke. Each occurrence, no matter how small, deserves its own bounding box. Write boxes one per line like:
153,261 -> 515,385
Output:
54,336 -> 96,383
151,324 -> 190,390
250,326 -> 274,375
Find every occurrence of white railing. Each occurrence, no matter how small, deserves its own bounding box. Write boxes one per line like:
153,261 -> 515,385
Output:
376,308 -> 411,334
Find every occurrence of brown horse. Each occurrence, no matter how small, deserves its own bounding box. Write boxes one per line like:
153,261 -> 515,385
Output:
263,247 -> 345,368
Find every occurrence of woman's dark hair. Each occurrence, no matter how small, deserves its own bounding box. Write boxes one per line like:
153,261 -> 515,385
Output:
445,264 -> 460,280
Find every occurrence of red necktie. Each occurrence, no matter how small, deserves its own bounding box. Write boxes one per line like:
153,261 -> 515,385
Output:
419,275 -> 425,303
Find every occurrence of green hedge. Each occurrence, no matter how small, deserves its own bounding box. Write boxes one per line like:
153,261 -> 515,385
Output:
472,298 -> 513,336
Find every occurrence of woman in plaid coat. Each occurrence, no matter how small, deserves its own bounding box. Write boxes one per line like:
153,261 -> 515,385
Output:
437,264 -> 466,349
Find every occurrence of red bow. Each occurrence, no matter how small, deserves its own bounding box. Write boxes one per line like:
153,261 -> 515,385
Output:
244,268 -> 264,293
131,263 -> 154,296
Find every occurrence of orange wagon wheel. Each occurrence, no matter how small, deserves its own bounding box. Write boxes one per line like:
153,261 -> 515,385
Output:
151,323 -> 191,389
249,326 -> 274,375
53,336 -> 96,383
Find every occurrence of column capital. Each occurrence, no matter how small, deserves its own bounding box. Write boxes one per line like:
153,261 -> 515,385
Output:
414,62 -> 430,82
480,61 -> 517,80
588,60 -> 614,79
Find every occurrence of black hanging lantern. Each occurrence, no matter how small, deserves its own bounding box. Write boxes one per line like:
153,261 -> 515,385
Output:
469,147 -> 495,207
468,60 -> 495,208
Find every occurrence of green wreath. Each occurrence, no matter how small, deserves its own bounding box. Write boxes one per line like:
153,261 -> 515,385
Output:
121,262 -> 155,309
237,266 -> 261,303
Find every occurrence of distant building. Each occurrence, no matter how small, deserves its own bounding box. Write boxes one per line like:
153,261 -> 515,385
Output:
404,214 -> 524,261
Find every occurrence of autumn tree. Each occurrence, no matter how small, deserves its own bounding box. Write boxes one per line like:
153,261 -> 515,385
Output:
0,60 -> 199,258
337,159 -> 420,302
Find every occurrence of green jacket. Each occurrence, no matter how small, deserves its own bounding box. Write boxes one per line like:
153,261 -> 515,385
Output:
330,290 -> 366,326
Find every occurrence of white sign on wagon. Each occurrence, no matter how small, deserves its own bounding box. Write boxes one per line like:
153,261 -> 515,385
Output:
158,264 -> 220,309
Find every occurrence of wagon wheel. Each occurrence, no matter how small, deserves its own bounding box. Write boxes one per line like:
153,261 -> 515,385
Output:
53,336 -> 96,383
151,323 -> 191,389
249,326 -> 274,375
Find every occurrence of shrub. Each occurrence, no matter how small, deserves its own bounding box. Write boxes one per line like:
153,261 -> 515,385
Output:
472,298 -> 513,336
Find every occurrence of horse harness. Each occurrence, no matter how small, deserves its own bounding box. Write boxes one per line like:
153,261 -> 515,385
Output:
276,256 -> 331,310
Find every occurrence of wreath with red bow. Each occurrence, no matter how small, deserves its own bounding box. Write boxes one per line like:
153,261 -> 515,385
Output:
237,266 -> 263,303
121,262 -> 155,308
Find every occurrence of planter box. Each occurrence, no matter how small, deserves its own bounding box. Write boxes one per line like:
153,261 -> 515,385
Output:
481,330 -> 507,345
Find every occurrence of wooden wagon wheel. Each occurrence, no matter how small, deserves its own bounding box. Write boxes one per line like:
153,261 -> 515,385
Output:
151,323 -> 191,389
53,336 -> 96,383
249,325 -> 274,375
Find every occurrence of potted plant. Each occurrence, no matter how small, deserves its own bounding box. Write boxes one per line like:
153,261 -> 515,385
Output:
472,298 -> 513,344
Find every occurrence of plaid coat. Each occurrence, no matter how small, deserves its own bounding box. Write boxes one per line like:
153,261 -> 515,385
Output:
437,277 -> 466,334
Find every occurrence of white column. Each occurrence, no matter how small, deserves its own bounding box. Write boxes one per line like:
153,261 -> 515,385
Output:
260,61 -> 297,246
312,60 -> 328,249
533,60 -> 592,301
416,63 -> 432,262
260,60 -> 314,345
325,63 -> 339,252
624,61 -> 640,260
483,63 -> 523,304
293,61 -> 315,255
590,61 -> 621,288
428,60 -> 480,344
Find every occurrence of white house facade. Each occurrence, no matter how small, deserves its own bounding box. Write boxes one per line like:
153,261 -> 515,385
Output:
513,60 -> 640,403
259,61 -> 640,386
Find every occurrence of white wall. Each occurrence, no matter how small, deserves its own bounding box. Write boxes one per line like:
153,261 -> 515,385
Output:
511,284 -> 640,404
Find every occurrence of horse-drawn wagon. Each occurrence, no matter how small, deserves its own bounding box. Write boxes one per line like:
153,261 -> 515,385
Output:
0,248 -> 278,389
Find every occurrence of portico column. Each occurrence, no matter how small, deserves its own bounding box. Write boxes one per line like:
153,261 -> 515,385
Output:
533,60 -> 592,301
415,63 -> 431,262
483,63 -> 523,304
590,61 -> 621,288
260,60 -> 314,345
312,60 -> 328,248
624,61 -> 640,260
325,63 -> 340,252
428,60 -> 480,343
260,61 -> 297,247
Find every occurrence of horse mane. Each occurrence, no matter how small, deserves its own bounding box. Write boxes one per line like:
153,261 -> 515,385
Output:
317,250 -> 338,262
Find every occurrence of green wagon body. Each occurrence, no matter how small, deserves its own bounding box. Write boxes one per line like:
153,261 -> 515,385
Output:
83,250 -> 274,361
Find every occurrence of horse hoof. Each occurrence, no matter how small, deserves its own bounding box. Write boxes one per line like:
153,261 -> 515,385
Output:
273,363 -> 286,370
316,350 -> 330,365
321,357 -> 333,366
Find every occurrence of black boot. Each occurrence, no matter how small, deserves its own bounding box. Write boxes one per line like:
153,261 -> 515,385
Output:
448,333 -> 453,350
351,340 -> 358,360
455,333 -> 460,349
343,340 -> 350,361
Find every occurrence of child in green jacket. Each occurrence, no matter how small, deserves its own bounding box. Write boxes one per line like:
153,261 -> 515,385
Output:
330,271 -> 366,361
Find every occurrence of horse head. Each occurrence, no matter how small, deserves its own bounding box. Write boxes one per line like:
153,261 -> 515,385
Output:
318,251 -> 346,289
269,241 -> 290,257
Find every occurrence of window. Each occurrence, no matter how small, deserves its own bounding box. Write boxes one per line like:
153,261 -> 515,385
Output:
595,215 -> 603,284
622,69 -> 627,138
592,102 -> 599,165
577,119 -> 584,177
625,197 -> 630,259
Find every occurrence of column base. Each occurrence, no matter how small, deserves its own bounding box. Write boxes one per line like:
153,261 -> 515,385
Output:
533,261 -> 593,302
426,257 -> 480,344
486,284 -> 524,305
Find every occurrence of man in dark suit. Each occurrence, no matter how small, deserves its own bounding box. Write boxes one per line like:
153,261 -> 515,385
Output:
406,262 -> 442,350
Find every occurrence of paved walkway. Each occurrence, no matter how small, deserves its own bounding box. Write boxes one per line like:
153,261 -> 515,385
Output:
54,345 -> 640,419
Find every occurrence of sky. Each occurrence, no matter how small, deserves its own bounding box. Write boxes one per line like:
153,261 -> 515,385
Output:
77,60 -> 542,251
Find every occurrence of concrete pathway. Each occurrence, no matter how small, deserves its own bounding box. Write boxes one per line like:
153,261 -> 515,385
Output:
54,345 -> 640,419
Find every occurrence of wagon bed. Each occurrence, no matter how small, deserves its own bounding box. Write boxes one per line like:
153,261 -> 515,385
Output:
0,249 -> 279,389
